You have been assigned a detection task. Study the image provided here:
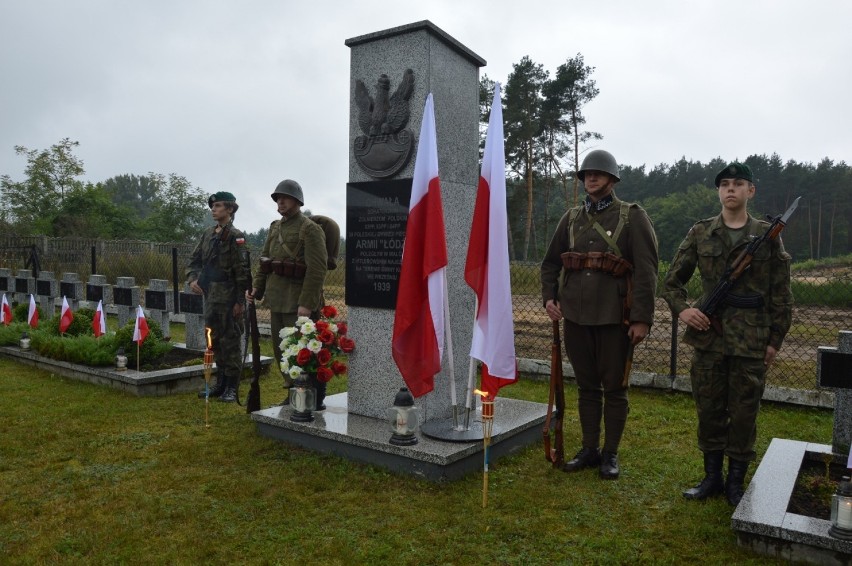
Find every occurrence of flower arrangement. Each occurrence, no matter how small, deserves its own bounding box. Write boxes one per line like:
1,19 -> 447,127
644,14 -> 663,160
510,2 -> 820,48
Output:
279,305 -> 355,383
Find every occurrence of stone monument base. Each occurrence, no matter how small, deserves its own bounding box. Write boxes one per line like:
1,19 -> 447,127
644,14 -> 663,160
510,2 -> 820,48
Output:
251,393 -> 547,482
732,438 -> 852,564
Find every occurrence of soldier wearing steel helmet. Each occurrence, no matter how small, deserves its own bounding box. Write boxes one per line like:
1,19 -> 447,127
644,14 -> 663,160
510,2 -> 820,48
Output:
541,149 -> 659,480
661,162 -> 792,506
186,191 -> 251,403
247,180 -> 328,406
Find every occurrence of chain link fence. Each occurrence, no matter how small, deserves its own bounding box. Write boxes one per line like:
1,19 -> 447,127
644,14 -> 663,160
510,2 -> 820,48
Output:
1,237 -> 849,392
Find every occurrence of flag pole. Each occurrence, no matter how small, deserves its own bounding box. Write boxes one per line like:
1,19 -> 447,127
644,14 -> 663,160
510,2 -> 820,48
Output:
136,342 -> 140,372
463,298 -> 479,429
442,270 -> 459,428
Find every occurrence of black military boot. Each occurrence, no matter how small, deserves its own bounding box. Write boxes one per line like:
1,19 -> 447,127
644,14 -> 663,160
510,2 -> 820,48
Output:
726,459 -> 749,506
599,451 -> 619,480
561,447 -> 601,472
218,375 -> 238,403
198,373 -> 227,399
683,450 -> 724,500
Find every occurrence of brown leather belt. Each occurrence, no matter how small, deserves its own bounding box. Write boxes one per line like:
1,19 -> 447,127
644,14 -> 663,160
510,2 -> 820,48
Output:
560,251 -> 633,277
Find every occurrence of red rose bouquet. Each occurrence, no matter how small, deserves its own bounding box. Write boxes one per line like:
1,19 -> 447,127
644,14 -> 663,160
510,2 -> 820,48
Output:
279,305 -> 354,383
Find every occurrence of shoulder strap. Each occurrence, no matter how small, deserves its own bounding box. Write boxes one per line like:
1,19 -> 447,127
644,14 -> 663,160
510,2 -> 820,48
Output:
567,206 -> 583,250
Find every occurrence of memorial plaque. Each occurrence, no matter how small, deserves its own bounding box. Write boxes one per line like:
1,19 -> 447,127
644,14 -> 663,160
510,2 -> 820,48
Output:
345,179 -> 411,309
114,287 -> 134,306
0,278 -> 7,291
180,292 -> 204,315
15,278 -> 28,293
86,284 -> 104,302
818,350 -> 852,389
60,282 -> 75,299
145,290 -> 167,311
36,280 -> 52,296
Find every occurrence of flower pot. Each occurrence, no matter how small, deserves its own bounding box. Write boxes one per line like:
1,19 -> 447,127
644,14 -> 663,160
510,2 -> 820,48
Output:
289,374 -> 316,422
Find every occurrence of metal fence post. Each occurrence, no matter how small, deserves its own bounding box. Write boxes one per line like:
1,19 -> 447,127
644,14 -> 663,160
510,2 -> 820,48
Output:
172,247 -> 180,314
670,312 -> 678,379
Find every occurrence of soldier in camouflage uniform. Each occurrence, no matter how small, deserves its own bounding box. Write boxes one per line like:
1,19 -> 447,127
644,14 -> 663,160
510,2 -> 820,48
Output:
661,162 -> 792,506
247,180 -> 328,407
187,191 -> 251,403
541,150 -> 659,480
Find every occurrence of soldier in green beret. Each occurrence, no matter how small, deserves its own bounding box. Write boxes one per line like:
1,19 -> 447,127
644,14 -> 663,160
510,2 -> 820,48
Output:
186,191 -> 251,403
541,150 -> 659,480
247,180 -> 328,407
661,162 -> 793,506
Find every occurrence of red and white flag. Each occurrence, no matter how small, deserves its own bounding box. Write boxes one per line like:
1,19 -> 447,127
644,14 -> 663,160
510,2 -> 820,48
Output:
1,294 -> 11,326
92,300 -> 106,338
59,296 -> 73,334
392,93 -> 449,398
28,294 -> 38,328
464,82 -> 517,399
133,305 -> 149,345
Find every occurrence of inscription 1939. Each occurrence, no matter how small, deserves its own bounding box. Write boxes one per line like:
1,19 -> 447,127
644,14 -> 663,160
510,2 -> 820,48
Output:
346,179 -> 411,309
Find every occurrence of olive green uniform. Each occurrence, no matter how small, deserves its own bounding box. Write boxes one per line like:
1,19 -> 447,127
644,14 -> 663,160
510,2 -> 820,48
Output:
661,214 -> 792,461
541,195 -> 659,454
186,222 -> 250,390
253,211 -> 327,384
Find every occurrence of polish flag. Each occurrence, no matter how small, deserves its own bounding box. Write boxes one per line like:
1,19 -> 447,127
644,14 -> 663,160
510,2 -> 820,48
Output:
391,93 -> 448,398
133,305 -> 149,345
1,294 -> 11,326
92,300 -> 106,338
28,294 -> 39,328
464,82 -> 517,399
59,297 -> 73,334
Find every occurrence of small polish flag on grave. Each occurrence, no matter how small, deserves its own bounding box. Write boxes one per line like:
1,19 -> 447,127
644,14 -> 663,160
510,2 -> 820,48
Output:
133,306 -> 149,345
59,297 -> 73,334
1,294 -> 11,326
92,300 -> 106,338
28,294 -> 39,328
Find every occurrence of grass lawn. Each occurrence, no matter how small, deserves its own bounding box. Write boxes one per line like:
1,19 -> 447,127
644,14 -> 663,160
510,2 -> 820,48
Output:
0,354 -> 834,565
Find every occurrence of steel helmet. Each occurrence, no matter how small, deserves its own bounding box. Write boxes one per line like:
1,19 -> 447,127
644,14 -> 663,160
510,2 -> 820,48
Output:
577,150 -> 620,182
271,179 -> 304,205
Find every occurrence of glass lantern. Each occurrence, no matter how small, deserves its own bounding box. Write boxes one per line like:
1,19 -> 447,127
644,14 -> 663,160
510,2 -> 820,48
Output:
115,347 -> 128,371
19,331 -> 31,351
829,478 -> 852,540
388,387 -> 419,446
289,373 -> 316,423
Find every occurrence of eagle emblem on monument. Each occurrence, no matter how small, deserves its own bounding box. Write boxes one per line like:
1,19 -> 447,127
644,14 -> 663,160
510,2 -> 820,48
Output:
353,69 -> 415,179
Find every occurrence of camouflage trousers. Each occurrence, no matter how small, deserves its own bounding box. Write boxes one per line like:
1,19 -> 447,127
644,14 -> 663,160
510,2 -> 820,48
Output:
205,303 -> 244,385
690,350 -> 767,461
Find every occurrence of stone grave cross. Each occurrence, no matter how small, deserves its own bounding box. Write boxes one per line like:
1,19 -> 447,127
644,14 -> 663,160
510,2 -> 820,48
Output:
817,330 -> 852,458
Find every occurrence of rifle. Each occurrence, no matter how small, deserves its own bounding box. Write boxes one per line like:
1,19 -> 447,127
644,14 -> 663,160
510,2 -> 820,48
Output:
543,320 -> 565,468
245,253 -> 262,413
700,197 -> 800,333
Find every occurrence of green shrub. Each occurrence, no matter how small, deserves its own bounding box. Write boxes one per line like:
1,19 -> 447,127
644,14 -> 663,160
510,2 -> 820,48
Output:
113,316 -> 172,366
46,309 -> 93,337
11,301 -> 45,324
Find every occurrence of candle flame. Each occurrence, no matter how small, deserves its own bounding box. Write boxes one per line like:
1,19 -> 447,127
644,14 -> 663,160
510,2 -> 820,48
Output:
473,389 -> 489,399
205,327 -> 213,350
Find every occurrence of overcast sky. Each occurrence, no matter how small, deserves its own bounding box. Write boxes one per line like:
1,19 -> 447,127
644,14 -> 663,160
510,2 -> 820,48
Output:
1,0 -> 849,235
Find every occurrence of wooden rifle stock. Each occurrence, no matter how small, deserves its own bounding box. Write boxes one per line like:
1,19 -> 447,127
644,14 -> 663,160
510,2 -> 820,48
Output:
543,320 -> 565,468
245,253 -> 262,414
245,300 -> 262,413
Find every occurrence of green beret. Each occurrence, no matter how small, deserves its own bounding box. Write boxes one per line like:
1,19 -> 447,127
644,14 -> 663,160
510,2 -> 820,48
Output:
714,162 -> 754,187
208,191 -> 237,208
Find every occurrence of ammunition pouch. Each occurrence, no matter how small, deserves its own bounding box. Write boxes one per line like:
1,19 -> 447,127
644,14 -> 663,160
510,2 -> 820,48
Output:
724,293 -> 765,309
560,251 -> 633,277
259,257 -> 272,274
271,258 -> 307,280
